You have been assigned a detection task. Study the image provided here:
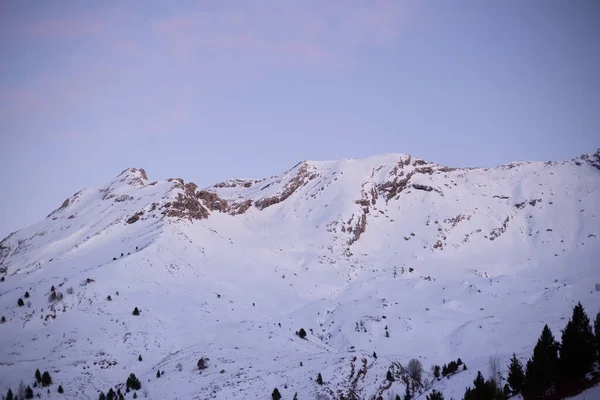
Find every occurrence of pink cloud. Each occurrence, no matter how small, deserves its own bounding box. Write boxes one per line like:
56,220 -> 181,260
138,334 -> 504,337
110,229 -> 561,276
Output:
153,0 -> 418,67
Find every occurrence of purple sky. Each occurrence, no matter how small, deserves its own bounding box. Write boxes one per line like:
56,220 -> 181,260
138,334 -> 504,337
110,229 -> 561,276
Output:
1,0 -> 599,238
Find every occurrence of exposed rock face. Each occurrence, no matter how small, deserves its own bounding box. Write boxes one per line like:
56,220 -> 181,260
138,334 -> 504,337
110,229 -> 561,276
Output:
254,163 -> 318,210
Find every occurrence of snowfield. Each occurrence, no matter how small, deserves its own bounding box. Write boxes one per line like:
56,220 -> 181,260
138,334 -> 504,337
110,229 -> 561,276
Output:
1,151 -> 600,399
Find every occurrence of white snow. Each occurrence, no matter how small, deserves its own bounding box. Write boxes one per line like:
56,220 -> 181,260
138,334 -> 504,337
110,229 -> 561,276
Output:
1,152 -> 599,399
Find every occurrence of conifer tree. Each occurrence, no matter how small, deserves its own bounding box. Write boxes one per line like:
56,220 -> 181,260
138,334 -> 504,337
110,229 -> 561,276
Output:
58,385 -> 64,393
156,370 -> 161,378
6,388 -> 13,400
132,307 -> 140,316
317,372 -> 323,385
24,291 -> 30,298
387,370 -> 395,382
559,302 -> 595,382
18,298 -> 24,306
41,371 -> 52,386
35,369 -> 42,383
595,311 -> 600,363
106,388 -> 115,400
507,353 -> 525,394
25,386 -> 34,399
272,388 -> 282,400
426,389 -> 444,400
98,392 -> 106,400
524,325 -> 559,398
126,373 -> 141,390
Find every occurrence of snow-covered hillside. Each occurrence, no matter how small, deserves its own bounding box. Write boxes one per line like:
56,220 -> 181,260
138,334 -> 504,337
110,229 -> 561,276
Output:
1,150 -> 600,399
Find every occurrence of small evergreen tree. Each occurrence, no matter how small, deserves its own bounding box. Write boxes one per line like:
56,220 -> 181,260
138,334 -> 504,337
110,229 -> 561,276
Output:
18,298 -> 24,306
595,311 -> 600,363
197,357 -> 208,370
373,351 -> 377,358
58,385 -> 64,393
317,372 -> 323,385
24,291 -> 30,298
426,389 -> 444,400
133,392 -> 137,399
294,392 -> 298,400
433,365 -> 441,379
132,307 -> 140,316
35,368 -> 42,383
106,388 -> 115,400
98,392 -> 106,400
156,370 -> 161,378
272,388 -> 282,400
507,353 -> 525,394
138,354 -> 142,361
25,386 -> 34,399
6,388 -> 13,400
387,370 -> 395,382
41,371 -> 52,386
559,302 -> 595,382
126,373 -> 141,390
297,328 -> 307,339
1,316 -> 5,323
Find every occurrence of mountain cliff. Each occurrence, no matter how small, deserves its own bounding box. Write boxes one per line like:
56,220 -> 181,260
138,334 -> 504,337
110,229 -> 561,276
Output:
1,150 -> 599,399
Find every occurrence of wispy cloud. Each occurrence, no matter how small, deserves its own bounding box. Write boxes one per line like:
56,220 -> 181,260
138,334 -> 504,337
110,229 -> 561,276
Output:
153,0 -> 416,67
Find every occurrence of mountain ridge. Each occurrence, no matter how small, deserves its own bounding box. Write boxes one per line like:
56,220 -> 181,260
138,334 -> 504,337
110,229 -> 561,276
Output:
0,149 -> 599,399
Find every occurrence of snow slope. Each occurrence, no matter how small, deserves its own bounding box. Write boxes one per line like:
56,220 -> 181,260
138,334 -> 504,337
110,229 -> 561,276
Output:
1,151 -> 600,400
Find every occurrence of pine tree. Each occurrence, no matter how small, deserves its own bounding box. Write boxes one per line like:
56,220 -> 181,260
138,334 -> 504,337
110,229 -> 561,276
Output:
433,365 -> 441,379
133,392 -> 137,399
126,373 -> 141,390
293,392 -> 298,400
98,392 -> 106,400
25,386 -> 34,399
132,307 -> 140,316
1,316 -> 5,323
387,370 -> 395,382
317,372 -> 323,385
272,388 -> 282,400
6,388 -> 13,400
106,388 -> 115,400
595,311 -> 600,363
426,389 -> 444,400
138,354 -> 142,362
24,291 -> 30,298
156,370 -> 161,378
524,325 -> 559,398
559,302 -> 595,382
58,385 -> 64,393
373,351 -> 377,358
35,369 -> 42,383
18,298 -> 24,306
41,371 -> 52,386
297,328 -> 307,339
507,353 -> 525,394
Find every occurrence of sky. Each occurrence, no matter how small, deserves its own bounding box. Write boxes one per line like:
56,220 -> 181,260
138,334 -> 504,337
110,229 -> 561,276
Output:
1,0 -> 599,239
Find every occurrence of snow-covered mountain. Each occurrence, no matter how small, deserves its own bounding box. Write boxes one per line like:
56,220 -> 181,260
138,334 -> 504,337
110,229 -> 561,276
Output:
1,150 -> 600,400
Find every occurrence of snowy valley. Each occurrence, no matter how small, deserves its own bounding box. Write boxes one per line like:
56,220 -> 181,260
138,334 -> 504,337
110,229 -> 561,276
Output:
1,150 -> 600,400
